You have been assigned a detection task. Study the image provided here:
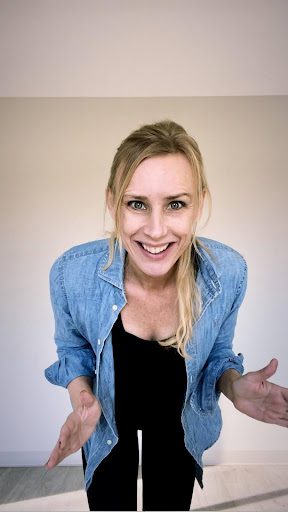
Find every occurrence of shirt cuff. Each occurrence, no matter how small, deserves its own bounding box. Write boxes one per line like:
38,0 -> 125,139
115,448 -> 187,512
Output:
192,353 -> 244,414
45,352 -> 96,388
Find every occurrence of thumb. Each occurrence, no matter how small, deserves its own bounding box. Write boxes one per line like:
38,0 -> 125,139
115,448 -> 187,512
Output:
79,389 -> 95,407
256,358 -> 278,381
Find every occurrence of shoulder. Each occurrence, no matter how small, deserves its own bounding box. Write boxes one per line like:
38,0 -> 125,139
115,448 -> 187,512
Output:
49,238 -> 110,281
197,237 -> 247,269
197,236 -> 247,294
57,238 -> 109,261
53,238 -> 109,264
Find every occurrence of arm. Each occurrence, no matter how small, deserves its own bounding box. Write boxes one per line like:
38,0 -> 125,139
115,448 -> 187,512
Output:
217,368 -> 242,401
45,257 -> 96,388
204,255 -> 288,428
195,258 -> 247,413
45,257 -> 101,468
46,379 -> 101,468
67,376 -> 94,410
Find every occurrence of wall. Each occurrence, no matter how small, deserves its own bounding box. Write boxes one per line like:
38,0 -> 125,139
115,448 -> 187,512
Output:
0,0 -> 288,467
1,0 -> 288,96
0,97 -> 287,465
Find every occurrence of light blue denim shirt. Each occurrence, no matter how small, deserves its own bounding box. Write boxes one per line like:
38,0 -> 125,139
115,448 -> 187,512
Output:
45,237 -> 247,489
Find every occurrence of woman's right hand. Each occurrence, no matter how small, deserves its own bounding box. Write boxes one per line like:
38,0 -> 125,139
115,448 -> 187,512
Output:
45,390 -> 101,469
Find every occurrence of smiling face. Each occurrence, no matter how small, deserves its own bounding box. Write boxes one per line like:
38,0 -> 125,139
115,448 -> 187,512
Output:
108,152 -> 202,286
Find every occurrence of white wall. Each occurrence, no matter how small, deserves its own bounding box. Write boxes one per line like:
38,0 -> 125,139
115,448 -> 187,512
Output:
0,1 -> 288,467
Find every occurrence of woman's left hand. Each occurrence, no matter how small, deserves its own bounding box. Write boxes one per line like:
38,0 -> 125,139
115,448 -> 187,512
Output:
231,359 -> 288,428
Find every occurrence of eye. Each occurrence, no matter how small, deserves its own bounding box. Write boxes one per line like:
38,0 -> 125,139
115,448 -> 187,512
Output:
127,200 -> 146,210
169,201 -> 185,210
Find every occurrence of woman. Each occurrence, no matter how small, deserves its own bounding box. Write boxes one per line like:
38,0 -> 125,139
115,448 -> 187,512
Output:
45,120 -> 288,511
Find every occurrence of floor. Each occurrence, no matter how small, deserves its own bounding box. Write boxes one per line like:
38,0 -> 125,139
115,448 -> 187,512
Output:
0,465 -> 288,511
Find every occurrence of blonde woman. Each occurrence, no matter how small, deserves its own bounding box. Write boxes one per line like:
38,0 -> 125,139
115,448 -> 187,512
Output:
45,120 -> 288,511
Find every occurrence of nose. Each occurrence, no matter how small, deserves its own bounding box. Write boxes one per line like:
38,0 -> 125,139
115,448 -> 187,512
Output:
143,208 -> 168,240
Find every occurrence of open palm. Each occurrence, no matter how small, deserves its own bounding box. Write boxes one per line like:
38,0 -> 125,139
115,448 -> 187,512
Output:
232,359 -> 288,428
46,390 -> 101,468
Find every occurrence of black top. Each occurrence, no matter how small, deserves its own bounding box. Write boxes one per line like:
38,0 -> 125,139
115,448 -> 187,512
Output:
112,313 -> 187,432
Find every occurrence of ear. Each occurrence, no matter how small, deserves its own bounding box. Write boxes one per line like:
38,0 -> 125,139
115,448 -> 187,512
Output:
106,188 -> 115,220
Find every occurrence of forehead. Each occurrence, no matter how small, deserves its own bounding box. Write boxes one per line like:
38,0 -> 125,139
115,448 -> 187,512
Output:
125,153 -> 194,194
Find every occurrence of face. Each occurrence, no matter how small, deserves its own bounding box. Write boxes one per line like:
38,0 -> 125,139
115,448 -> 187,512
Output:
109,153 -> 201,284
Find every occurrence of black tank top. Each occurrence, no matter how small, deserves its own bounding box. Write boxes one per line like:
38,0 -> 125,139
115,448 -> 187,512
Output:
112,313 -> 187,432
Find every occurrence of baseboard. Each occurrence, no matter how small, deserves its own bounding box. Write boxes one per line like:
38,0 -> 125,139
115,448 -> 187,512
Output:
203,450 -> 288,465
0,451 -> 82,466
1,450 -> 288,467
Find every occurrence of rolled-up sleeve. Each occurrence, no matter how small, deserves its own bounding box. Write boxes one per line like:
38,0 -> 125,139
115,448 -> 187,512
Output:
195,259 -> 247,413
44,257 -> 96,388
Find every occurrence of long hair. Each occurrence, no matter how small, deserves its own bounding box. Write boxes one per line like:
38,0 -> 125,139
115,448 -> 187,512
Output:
104,120 -> 211,357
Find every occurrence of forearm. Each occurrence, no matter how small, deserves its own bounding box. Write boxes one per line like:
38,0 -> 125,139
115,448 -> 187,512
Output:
217,369 -> 242,402
67,376 -> 93,410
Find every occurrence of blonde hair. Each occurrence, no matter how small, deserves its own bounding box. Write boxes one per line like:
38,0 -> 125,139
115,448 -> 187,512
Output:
105,120 -> 211,357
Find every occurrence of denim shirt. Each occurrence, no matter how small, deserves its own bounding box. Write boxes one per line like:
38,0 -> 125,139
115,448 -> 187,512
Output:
45,237 -> 247,490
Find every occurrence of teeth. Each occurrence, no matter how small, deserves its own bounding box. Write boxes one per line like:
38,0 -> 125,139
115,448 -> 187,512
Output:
141,243 -> 169,254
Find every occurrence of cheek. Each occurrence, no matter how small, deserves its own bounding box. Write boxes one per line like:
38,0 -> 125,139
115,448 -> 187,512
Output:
173,214 -> 194,234
120,212 -> 142,235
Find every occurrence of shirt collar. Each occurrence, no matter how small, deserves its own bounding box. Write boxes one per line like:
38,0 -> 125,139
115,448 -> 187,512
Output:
97,237 -> 221,298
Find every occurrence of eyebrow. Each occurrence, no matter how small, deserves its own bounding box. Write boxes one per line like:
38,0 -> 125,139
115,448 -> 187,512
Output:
123,193 -> 192,200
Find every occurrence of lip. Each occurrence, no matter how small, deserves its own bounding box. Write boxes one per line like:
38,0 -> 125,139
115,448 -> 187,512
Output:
136,241 -> 174,259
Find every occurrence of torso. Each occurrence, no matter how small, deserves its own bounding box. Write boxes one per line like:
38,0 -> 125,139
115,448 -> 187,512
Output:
112,312 -> 187,432
121,279 -> 179,341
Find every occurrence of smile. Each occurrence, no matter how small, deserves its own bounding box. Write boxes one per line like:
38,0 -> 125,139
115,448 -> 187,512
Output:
140,243 -> 170,254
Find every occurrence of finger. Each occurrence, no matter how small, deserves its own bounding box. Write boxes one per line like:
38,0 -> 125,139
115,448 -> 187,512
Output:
271,418 -> 288,428
256,358 -> 278,381
46,451 -> 67,469
46,429 -> 75,468
45,422 -> 72,469
45,444 -> 64,469
281,388 -> 288,404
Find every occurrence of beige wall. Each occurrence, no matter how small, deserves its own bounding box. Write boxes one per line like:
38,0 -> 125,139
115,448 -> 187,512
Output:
0,97 -> 287,465
1,0 -> 287,96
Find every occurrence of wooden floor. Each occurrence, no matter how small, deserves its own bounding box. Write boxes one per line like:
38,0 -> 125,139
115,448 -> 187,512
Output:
0,465 -> 288,511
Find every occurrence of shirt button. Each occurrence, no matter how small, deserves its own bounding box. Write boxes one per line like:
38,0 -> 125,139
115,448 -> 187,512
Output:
112,305 -> 118,311
107,439 -> 112,445
97,339 -> 101,345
